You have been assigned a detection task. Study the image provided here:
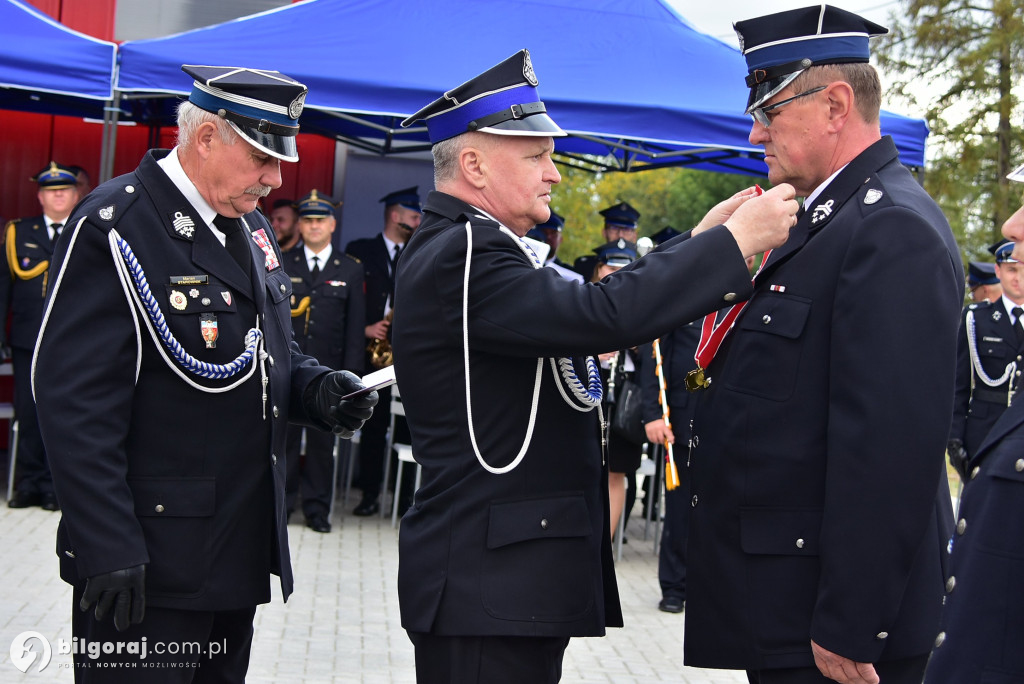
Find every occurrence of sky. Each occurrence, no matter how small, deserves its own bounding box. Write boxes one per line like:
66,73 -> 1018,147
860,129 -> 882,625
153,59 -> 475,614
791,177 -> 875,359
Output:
664,1 -> 901,48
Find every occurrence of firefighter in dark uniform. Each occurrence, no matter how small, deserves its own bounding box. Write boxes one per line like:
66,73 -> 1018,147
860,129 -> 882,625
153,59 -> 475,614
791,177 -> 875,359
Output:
966,260 -> 1000,303
947,239 -> 1024,479
283,189 -> 366,533
32,66 -> 375,682
392,49 -> 798,683
923,156 -> 1024,684
572,201 -> 640,282
2,162 -> 80,511
684,8 -> 962,684
344,186 -> 421,516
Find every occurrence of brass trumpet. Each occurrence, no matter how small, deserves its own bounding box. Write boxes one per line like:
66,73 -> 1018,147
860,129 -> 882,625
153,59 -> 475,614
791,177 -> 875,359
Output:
367,310 -> 394,368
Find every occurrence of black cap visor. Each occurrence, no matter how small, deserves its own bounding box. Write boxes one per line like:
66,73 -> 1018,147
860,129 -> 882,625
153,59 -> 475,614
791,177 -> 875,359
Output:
746,70 -> 803,113
227,121 -> 299,162
479,112 -> 567,138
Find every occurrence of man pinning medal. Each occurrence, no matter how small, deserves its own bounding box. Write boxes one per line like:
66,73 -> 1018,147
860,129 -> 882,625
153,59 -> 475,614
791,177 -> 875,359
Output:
32,65 -> 377,682
391,49 -> 797,683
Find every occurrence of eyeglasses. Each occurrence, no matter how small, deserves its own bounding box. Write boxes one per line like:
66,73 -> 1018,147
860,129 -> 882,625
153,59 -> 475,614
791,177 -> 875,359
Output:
750,85 -> 827,127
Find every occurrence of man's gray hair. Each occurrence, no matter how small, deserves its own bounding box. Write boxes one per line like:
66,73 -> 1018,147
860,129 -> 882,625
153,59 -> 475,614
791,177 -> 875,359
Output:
176,101 -> 238,150
432,134 -> 465,187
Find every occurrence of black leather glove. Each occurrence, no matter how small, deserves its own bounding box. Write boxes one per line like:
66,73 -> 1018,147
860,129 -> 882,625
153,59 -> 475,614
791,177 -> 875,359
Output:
946,438 -> 969,479
305,370 -> 378,439
80,564 -> 145,632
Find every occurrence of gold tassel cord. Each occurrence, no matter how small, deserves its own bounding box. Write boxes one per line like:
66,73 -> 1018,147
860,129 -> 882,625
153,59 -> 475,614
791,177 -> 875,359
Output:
5,222 -> 49,281
653,339 -> 680,491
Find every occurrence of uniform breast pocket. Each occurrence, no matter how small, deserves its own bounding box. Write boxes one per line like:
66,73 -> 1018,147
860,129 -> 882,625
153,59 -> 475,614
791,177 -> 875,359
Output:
482,494 -> 595,622
724,294 -> 811,402
129,476 -> 215,598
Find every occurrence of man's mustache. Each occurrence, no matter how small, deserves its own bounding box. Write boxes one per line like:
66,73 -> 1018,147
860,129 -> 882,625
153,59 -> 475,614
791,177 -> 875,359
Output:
245,185 -> 272,198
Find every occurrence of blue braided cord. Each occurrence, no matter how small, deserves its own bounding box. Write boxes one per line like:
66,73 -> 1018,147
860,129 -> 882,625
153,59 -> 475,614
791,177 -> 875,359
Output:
116,237 -> 261,380
557,356 -> 603,405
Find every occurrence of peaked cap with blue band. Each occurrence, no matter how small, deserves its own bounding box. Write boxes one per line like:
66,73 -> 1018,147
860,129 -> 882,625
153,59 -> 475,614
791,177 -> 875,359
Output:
599,202 -> 640,230
399,49 -> 565,144
32,161 -> 78,189
967,261 -> 999,287
594,238 -> 637,268
734,4 -> 887,113
379,186 -> 422,213
296,189 -> 338,218
990,239 -> 1019,264
536,210 -> 565,232
182,65 -> 308,163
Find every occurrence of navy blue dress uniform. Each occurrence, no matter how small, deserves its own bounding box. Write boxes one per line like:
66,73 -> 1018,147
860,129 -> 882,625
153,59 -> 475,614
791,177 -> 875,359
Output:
683,8 -> 963,679
283,190 -> 366,530
1,162 -> 80,510
392,50 -> 774,682
32,66 -> 373,681
923,160 -> 1024,684
573,202 -> 640,282
344,186 -> 420,515
947,240 -> 1024,478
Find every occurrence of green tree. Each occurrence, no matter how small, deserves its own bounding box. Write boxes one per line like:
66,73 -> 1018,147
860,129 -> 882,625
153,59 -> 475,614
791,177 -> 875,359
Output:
875,0 -> 1024,260
553,165 -> 767,264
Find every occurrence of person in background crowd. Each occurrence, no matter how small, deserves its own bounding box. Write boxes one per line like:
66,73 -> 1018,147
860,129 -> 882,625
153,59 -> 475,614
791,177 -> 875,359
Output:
529,210 -> 582,283
683,7 -> 963,684
269,197 -> 301,251
345,186 -> 421,517
392,48 -> 797,683
68,164 -> 93,197
947,239 -> 1024,479
966,260 -> 1001,303
283,190 -> 366,533
32,65 -> 375,682
923,159 -> 1024,684
590,239 -> 644,539
573,201 -> 641,281
2,161 -> 80,511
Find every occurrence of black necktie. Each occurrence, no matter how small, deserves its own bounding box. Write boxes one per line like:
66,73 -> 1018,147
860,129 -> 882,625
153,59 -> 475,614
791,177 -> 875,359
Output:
391,244 -> 402,273
311,255 -> 320,279
214,215 -> 251,276
1013,307 -> 1024,345
51,222 -> 63,245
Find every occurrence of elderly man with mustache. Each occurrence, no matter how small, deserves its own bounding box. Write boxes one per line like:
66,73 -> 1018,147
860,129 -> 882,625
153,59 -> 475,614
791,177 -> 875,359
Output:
32,65 -> 377,683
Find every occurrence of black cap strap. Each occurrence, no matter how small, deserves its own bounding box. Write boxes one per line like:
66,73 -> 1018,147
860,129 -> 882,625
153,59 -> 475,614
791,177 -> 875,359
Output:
217,108 -> 299,137
745,58 -> 813,87
466,101 -> 548,132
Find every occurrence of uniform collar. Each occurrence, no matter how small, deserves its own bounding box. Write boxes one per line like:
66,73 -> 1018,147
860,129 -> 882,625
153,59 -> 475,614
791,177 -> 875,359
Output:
156,147 -> 220,243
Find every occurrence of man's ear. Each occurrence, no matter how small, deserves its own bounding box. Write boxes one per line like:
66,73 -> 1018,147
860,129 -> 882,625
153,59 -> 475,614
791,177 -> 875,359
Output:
194,121 -> 219,161
460,146 -> 488,190
825,81 -> 855,132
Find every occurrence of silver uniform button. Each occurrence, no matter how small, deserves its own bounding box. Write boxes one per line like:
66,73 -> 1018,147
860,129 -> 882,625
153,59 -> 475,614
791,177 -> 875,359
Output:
280,283 -> 287,294
971,465 -> 980,479
154,504 -> 165,513
691,495 -> 699,507
945,576 -> 956,593
125,185 -> 135,193
540,518 -> 549,530
64,550 -> 76,558
934,632 -> 945,648
795,538 -> 805,549
762,315 -> 772,324
273,406 -> 280,418
956,518 -> 967,535
268,356 -> 275,367
723,292 -> 737,302
1016,459 -> 1024,472
875,632 -> 888,640
272,454 -> 278,466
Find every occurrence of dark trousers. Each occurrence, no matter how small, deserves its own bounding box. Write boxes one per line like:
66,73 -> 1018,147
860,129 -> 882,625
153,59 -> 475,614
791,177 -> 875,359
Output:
355,385 -> 391,501
747,654 -> 929,684
285,424 -> 334,518
71,586 -> 256,684
12,346 -> 51,494
659,463 -> 690,600
408,632 -> 570,684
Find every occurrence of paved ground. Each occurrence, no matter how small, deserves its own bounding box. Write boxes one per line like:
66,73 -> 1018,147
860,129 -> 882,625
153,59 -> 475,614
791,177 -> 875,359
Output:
0,490 -> 747,683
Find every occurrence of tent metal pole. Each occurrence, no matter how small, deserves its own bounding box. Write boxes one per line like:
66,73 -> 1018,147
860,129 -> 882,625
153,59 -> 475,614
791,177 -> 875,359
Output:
99,91 -> 122,184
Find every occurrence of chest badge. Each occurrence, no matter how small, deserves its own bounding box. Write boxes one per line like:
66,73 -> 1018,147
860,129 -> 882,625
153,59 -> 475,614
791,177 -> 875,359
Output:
99,206 -> 115,221
864,189 -> 884,205
221,291 -> 232,307
200,314 -> 218,349
811,199 -> 834,225
251,228 -> 280,271
169,290 -> 188,311
993,310 -> 1003,322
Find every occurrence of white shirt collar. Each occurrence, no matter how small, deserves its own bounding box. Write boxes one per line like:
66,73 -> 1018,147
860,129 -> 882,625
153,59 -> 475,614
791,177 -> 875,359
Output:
43,213 -> 65,241
803,165 -> 848,212
156,147 -> 223,245
303,243 -> 332,272
1001,294 -> 1024,320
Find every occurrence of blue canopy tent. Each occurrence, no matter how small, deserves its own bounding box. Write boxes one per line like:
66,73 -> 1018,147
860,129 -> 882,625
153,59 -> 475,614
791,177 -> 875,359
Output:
0,0 -> 116,118
113,0 -> 928,176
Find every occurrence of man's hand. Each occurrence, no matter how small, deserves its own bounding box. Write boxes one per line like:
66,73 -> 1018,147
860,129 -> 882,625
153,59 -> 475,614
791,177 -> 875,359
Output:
365,319 -> 390,341
80,564 -> 146,632
724,183 -> 799,258
307,371 -> 378,439
811,640 -> 879,684
644,418 -> 674,446
694,186 -> 764,235
946,438 -> 969,478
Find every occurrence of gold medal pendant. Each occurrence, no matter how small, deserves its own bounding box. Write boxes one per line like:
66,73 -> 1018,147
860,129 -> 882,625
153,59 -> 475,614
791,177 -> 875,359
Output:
685,367 -> 710,392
